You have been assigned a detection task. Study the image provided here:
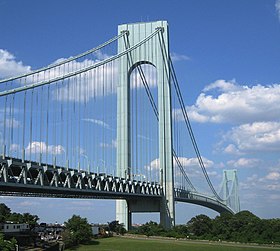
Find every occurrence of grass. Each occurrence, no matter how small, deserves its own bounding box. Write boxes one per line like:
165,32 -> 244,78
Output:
67,236 -> 280,251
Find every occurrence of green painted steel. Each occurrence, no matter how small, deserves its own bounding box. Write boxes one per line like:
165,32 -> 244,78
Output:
221,169 -> 240,213
116,21 -> 174,230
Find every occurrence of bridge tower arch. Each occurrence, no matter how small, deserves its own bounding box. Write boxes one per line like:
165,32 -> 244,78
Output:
116,21 -> 174,230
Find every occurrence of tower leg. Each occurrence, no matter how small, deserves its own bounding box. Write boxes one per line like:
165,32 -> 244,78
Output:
116,200 -> 132,230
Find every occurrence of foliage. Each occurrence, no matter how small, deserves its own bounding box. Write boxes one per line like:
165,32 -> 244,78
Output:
187,214 -> 213,237
132,221 -> 165,237
0,203 -> 11,223
7,212 -> 39,228
64,215 -> 93,248
0,233 -> 17,251
108,220 -> 127,235
129,211 -> 280,245
0,203 -> 39,227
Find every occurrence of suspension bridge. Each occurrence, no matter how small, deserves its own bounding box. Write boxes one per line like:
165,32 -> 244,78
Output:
0,21 -> 240,229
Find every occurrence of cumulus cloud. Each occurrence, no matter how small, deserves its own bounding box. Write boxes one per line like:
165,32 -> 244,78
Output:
1,48 -> 158,103
187,80 -> 280,124
227,158 -> 260,168
241,170 -> 280,195
265,171 -> 280,181
0,49 -> 117,101
25,141 -> 65,155
0,49 -> 31,78
175,156 -> 214,169
223,144 -> 243,155
130,64 -> 157,89
56,61 -> 157,102
223,122 -> 280,153
148,156 -> 214,172
202,79 -> 241,92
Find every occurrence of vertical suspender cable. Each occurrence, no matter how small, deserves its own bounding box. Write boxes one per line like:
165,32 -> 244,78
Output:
22,90 -> 27,162
40,86 -> 43,165
2,94 -> 7,158
29,89 -> 34,161
78,73 -> 81,171
158,30 -> 221,199
46,85 -> 50,164
10,94 -> 15,158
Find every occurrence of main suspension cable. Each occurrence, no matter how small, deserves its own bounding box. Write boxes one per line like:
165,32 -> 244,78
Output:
123,31 -> 196,190
0,32 -> 127,84
158,30 -> 223,201
0,29 -> 160,97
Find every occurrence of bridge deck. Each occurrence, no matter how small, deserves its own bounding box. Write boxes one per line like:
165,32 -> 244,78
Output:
0,157 -> 162,200
0,157 -> 234,215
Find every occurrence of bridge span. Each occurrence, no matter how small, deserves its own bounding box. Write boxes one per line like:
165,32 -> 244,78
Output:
0,21 -> 239,229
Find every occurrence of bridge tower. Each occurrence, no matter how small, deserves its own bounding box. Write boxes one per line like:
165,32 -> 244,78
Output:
221,170 -> 240,213
116,21 -> 174,230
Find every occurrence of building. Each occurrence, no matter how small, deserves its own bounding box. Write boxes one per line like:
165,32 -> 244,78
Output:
0,222 -> 30,234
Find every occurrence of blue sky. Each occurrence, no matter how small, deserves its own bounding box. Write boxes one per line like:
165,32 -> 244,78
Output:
0,0 -> 280,225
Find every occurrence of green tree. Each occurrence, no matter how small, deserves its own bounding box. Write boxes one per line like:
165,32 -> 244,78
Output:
6,212 -> 39,230
231,211 -> 261,242
137,221 -> 165,237
0,203 -> 11,223
22,213 -> 39,227
0,233 -> 17,251
165,225 -> 189,238
108,220 -> 126,235
212,212 -> 233,240
64,215 -> 93,247
187,214 -> 213,238
61,229 -> 75,247
6,213 -> 23,223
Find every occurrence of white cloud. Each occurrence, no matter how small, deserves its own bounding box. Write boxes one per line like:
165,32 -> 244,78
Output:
149,158 -> 160,170
227,158 -> 260,168
0,49 -> 118,101
55,60 -> 118,101
202,79 -> 240,92
25,141 -> 65,155
224,144 -> 243,155
240,171 -> 280,194
170,52 -> 191,62
173,108 -> 208,123
54,57 -> 157,102
265,171 -> 280,181
174,156 -> 214,169
147,156 -> 214,173
276,0 -> 280,20
223,122 -> 280,153
0,49 -> 31,78
83,118 -> 110,129
0,48 -> 158,104
187,80 -> 280,124
130,63 -> 157,88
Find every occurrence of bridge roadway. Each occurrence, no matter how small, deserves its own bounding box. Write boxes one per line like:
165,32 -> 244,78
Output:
0,157 -> 233,214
